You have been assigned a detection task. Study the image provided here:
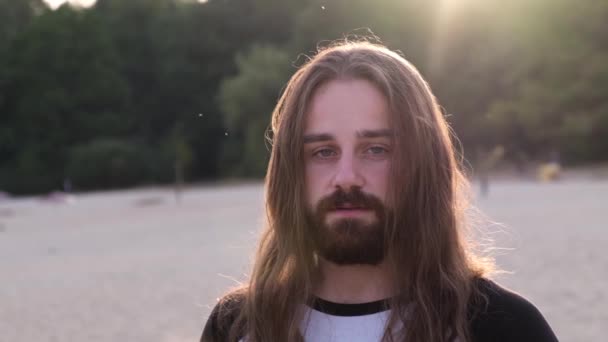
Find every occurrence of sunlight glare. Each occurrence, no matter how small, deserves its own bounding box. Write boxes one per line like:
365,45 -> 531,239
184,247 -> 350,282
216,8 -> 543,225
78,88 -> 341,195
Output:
44,0 -> 95,9
428,0 -> 469,75
44,0 -> 209,10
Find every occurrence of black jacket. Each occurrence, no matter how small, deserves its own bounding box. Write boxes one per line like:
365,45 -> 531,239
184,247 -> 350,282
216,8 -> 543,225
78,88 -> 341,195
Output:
201,278 -> 558,342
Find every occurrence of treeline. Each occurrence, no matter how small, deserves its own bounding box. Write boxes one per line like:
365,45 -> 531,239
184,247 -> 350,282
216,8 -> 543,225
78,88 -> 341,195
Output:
1,0 -> 606,194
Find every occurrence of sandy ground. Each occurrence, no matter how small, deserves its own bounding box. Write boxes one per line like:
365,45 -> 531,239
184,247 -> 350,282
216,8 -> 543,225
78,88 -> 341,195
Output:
0,180 -> 605,341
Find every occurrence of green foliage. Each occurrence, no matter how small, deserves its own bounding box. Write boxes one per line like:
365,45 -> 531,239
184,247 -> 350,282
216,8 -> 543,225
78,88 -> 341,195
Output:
0,144 -> 58,193
66,139 -> 164,190
290,0 -> 435,63
0,0 -> 47,50
0,5 -> 131,194
482,0 -> 608,163
219,45 -> 292,177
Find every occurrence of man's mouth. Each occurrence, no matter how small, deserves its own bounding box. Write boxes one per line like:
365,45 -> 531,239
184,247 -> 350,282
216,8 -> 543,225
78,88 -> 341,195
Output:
328,205 -> 372,219
332,203 -> 368,211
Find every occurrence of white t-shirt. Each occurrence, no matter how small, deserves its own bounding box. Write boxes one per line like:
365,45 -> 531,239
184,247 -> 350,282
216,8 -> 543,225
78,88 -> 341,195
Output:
299,300 -> 397,341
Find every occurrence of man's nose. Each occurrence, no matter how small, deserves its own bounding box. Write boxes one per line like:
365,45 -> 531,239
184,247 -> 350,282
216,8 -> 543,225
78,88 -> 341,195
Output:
332,154 -> 364,190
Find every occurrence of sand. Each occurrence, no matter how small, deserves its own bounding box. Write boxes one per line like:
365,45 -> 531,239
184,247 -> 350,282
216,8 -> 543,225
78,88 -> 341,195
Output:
0,180 -> 605,341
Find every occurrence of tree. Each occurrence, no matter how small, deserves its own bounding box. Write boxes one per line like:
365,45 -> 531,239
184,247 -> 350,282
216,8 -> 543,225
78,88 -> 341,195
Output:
0,5 -> 129,193
219,45 -> 292,177
485,0 -> 608,163
0,0 -> 47,49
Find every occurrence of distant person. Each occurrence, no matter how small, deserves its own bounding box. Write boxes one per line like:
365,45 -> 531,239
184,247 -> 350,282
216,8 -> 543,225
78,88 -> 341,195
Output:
476,147 -> 490,198
538,150 -> 562,182
63,178 -> 73,193
201,41 -> 557,341
476,146 -> 505,198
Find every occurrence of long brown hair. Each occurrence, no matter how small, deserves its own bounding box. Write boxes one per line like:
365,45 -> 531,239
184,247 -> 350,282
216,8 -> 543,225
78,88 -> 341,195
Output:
227,40 -> 493,342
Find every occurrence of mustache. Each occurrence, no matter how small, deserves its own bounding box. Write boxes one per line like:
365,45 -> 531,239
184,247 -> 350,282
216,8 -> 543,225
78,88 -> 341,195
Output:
316,187 -> 385,213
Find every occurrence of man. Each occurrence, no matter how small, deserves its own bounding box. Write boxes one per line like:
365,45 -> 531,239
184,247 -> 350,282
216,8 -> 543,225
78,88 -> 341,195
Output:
202,41 -> 557,342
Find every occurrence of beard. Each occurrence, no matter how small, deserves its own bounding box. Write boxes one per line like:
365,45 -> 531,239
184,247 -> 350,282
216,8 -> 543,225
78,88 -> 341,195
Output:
306,187 -> 391,266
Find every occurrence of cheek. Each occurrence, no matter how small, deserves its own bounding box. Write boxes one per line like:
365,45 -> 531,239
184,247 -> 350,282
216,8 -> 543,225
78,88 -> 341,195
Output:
362,161 -> 391,201
305,164 -> 329,206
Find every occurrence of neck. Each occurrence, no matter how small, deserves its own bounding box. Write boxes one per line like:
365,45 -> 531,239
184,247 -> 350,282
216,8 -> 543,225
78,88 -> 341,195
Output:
314,257 -> 396,304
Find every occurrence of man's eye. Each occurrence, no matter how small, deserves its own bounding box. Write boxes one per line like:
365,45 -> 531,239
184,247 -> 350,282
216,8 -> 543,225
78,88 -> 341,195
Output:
366,146 -> 388,155
313,149 -> 336,158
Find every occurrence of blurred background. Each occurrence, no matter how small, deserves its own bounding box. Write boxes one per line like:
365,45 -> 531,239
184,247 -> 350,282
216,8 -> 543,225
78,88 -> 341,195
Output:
0,0 -> 606,341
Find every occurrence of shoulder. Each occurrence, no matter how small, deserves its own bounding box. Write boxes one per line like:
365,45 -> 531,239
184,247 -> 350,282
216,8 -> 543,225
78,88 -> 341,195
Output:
469,278 -> 558,342
201,291 -> 247,342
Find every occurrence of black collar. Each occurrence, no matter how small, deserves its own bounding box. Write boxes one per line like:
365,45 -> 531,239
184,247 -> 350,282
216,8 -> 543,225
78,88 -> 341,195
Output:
310,297 -> 391,316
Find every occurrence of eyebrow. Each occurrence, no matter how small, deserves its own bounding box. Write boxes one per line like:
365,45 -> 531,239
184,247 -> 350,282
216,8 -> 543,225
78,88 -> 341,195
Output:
303,133 -> 333,144
357,129 -> 393,139
303,129 -> 393,144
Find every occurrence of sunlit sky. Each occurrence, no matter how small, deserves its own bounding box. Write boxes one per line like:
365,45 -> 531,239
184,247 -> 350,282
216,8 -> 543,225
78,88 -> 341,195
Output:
44,0 -> 96,9
44,0 -> 208,10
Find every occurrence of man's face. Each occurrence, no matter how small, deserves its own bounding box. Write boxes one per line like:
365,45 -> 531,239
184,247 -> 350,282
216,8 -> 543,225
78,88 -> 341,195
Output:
303,79 -> 393,265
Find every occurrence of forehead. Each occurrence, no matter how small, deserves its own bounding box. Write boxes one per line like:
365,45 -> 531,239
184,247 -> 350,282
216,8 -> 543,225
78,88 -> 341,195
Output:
304,79 -> 390,135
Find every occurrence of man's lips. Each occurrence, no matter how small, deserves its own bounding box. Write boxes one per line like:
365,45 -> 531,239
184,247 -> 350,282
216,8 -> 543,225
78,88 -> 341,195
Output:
333,203 -> 366,210
329,204 -> 371,215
